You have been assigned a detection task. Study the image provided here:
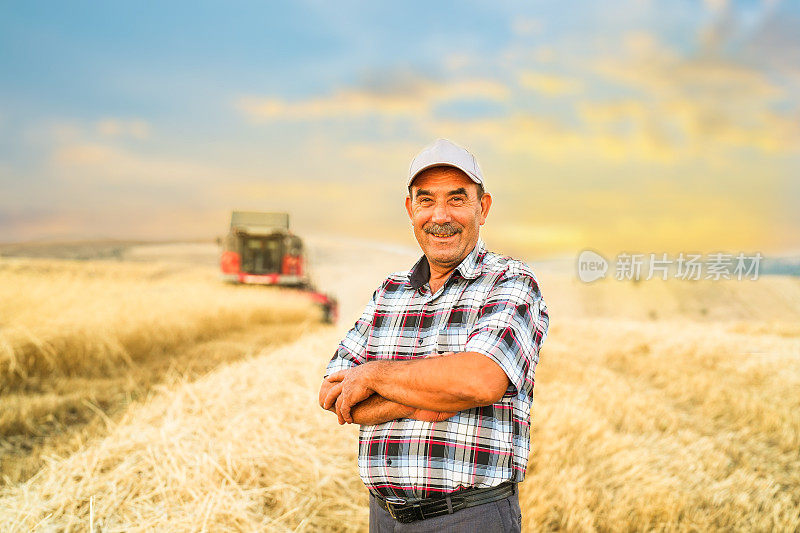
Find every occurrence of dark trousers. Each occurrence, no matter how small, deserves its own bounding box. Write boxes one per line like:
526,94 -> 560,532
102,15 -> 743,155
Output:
368,491 -> 522,532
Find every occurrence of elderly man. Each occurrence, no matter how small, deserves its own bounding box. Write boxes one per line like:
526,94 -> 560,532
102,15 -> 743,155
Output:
319,139 -> 549,532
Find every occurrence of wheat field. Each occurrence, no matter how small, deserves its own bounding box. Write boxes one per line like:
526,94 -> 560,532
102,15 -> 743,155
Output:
0,240 -> 799,531
0,257 -> 319,386
0,255 -> 322,485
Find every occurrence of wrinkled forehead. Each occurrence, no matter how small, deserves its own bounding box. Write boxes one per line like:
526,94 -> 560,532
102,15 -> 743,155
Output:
409,165 -> 479,195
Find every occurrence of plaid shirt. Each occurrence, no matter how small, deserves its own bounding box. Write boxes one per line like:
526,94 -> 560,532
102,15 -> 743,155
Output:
325,238 -> 549,500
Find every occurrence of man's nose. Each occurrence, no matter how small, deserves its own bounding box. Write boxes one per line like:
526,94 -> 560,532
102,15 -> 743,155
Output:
430,202 -> 451,224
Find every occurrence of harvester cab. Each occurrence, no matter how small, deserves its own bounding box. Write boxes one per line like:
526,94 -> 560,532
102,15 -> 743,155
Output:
219,211 -> 337,323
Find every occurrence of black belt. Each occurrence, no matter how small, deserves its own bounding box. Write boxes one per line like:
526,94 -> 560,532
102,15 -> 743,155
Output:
372,482 -> 516,524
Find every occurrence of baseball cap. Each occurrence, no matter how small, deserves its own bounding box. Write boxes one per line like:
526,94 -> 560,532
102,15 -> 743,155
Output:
407,138 -> 484,188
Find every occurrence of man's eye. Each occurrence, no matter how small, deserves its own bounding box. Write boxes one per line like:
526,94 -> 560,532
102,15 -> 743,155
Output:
419,198 -> 433,205
450,197 -> 466,204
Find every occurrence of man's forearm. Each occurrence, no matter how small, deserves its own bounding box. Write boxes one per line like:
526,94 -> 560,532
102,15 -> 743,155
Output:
367,352 -> 509,412
344,394 -> 413,425
323,354 -> 503,424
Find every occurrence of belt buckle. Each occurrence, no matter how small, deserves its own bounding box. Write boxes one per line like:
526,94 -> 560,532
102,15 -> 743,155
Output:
384,496 -> 406,520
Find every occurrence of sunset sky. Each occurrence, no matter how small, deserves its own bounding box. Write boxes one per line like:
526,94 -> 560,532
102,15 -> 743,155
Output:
1,0 -> 798,258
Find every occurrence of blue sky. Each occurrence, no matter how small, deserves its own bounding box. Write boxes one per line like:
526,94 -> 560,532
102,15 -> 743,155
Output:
1,0 -> 798,256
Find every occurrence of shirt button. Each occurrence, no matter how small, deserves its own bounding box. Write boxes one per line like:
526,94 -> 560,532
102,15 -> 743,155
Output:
386,459 -> 392,466
417,338 -> 423,345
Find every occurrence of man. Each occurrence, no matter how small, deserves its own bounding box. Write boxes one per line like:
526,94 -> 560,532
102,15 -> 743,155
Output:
318,138 -> 549,532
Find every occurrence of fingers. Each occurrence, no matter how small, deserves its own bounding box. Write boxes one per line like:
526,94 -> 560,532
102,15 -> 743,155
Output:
323,381 -> 344,410
325,370 -> 346,382
340,392 -> 353,424
338,384 -> 358,424
326,368 -> 374,424
318,379 -> 333,408
340,383 -> 374,424
335,396 -> 345,425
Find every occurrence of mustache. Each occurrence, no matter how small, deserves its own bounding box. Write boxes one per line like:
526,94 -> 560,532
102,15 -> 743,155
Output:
424,222 -> 462,235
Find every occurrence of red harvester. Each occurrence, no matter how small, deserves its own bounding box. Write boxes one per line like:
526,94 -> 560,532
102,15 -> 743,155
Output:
219,211 -> 338,323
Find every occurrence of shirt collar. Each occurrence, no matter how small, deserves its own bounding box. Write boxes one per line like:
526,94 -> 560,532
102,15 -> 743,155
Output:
408,238 -> 486,290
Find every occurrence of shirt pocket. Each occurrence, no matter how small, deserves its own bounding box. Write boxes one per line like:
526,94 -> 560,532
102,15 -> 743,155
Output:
435,326 -> 470,354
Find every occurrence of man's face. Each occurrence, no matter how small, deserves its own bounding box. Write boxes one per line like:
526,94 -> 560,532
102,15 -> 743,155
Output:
405,166 -> 492,272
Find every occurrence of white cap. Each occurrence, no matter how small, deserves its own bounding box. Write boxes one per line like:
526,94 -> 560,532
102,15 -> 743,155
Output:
407,138 -> 484,188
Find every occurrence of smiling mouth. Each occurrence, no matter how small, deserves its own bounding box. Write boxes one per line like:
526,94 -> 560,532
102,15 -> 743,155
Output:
424,222 -> 461,240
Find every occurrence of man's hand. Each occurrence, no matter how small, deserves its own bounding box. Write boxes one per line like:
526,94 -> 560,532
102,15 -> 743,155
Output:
320,371 -> 415,425
325,363 -> 377,424
318,378 -> 338,410
324,352 -> 463,424
321,375 -> 357,425
409,407 -> 458,422
321,366 -> 378,424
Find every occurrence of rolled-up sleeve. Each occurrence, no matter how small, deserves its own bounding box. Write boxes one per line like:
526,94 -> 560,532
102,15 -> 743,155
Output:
464,271 -> 549,395
324,284 -> 381,377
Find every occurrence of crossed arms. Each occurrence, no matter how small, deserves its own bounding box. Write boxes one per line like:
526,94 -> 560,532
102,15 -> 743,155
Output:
318,351 -> 510,425
319,271 -> 547,426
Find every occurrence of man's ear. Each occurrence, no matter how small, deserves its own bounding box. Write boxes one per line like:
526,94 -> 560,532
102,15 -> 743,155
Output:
478,193 -> 492,225
405,194 -> 413,220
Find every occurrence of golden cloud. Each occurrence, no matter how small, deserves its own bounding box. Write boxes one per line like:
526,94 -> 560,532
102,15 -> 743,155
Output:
588,32 -> 798,157
519,71 -> 583,96
236,75 -> 509,122
427,112 -> 681,164
52,142 -> 232,185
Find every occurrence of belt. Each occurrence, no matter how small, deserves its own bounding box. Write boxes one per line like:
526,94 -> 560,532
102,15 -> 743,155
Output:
372,482 -> 516,524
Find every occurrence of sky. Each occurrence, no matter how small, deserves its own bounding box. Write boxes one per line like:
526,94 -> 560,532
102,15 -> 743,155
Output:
1,0 -> 798,258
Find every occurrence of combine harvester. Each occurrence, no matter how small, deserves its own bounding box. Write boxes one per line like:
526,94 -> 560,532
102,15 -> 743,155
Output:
219,211 -> 338,323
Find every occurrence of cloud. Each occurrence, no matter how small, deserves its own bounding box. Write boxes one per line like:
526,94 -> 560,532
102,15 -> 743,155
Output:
95,119 -> 150,139
587,32 -> 799,158
52,142 -> 231,186
511,17 -> 543,37
41,119 -> 150,144
236,71 -> 509,122
703,0 -> 728,14
484,222 -> 585,254
341,140 -> 423,168
55,143 -> 115,166
741,8 -> 800,80
518,71 -> 583,96
598,51 -> 783,102
443,53 -> 475,73
424,111 -> 682,165
532,47 -> 556,64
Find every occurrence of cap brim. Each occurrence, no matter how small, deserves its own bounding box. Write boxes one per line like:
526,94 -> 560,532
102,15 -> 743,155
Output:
407,162 -> 483,187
